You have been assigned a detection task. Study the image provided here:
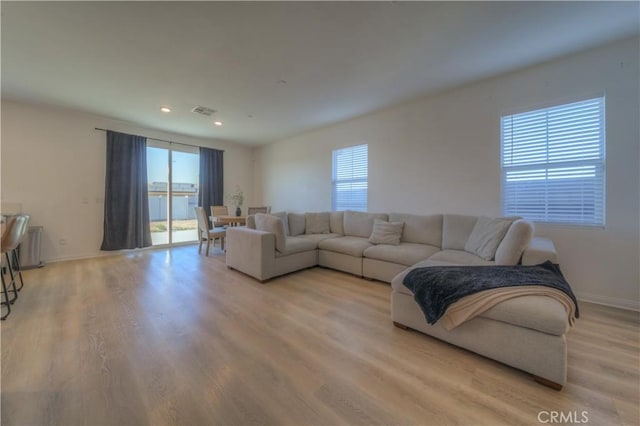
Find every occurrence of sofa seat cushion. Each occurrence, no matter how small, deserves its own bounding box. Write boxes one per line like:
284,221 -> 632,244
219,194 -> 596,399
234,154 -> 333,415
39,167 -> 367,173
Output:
298,233 -> 342,247
428,249 -> 495,266
364,243 -> 440,267
481,295 -> 569,336
318,236 -> 373,257
276,237 -> 317,257
391,262 -> 569,335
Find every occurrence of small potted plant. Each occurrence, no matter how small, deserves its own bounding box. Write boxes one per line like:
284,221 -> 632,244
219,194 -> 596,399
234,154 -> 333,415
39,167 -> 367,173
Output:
226,186 -> 244,216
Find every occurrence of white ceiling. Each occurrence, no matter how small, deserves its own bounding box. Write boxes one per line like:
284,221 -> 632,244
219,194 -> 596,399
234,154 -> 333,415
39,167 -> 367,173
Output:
2,2 -> 638,145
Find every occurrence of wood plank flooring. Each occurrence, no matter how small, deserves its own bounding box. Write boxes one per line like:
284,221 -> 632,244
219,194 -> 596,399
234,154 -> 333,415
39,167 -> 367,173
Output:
1,246 -> 638,425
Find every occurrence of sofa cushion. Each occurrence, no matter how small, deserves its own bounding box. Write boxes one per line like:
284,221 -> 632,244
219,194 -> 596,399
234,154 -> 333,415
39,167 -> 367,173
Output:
276,236 -> 317,257
246,214 -> 256,229
343,211 -> 389,238
305,212 -> 331,234
319,236 -> 373,257
464,217 -> 515,260
428,249 -> 494,266
298,233 -> 342,247
269,211 -> 290,236
442,214 -> 478,250
390,259 -> 431,295
389,213 -> 443,247
481,295 -> 569,336
369,219 -> 404,245
390,262 -> 568,335
364,243 -> 440,266
288,213 -> 305,236
255,213 -> 287,253
330,211 -> 344,235
495,219 -> 534,265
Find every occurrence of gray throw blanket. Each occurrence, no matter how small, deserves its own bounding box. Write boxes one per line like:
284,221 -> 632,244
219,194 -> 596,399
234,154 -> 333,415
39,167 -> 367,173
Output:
402,261 -> 579,325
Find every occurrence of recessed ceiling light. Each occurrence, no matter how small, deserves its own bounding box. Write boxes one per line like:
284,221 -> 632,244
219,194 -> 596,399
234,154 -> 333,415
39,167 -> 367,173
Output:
160,106 -> 171,113
214,121 -> 223,126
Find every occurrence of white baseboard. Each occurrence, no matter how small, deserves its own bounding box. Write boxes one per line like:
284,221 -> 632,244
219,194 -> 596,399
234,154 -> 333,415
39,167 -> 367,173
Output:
575,291 -> 640,312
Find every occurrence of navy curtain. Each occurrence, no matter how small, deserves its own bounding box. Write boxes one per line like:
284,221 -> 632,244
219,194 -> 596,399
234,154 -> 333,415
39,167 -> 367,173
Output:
100,131 -> 152,250
198,147 -> 224,226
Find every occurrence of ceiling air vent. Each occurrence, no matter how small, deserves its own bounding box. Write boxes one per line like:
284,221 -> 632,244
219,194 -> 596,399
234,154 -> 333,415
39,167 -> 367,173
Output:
191,106 -> 216,116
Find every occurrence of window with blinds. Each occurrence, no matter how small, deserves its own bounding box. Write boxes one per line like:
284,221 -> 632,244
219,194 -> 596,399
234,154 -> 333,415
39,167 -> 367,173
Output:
332,144 -> 368,212
501,97 -> 605,226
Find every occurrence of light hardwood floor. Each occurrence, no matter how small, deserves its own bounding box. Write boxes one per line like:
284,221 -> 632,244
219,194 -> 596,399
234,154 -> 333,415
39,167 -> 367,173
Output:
1,246 -> 638,425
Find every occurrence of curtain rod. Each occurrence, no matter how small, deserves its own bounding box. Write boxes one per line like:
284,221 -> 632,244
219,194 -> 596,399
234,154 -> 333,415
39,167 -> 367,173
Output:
94,127 -> 224,152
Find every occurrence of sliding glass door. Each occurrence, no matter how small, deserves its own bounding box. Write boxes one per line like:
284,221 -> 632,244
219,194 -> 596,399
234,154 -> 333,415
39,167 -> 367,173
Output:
171,150 -> 199,243
147,143 -> 199,246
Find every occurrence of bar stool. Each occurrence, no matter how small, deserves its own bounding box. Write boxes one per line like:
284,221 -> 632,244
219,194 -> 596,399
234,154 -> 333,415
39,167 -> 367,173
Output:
1,215 -> 30,320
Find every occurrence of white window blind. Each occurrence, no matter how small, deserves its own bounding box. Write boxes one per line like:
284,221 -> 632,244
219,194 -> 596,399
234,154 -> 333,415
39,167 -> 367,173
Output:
332,144 -> 368,212
501,97 -> 605,226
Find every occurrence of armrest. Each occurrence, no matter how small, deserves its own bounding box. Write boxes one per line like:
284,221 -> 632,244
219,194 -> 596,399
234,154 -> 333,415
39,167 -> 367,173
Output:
225,227 -> 275,281
522,237 -> 557,265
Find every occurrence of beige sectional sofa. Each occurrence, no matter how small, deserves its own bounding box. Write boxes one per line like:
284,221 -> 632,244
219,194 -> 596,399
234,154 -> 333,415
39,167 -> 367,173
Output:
225,210 -> 569,389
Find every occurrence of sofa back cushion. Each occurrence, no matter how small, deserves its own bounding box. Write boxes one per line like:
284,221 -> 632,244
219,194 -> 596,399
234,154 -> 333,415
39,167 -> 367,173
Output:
343,211 -> 389,238
495,219 -> 534,265
305,212 -> 331,234
255,213 -> 287,252
246,214 -> 256,229
288,213 -> 306,236
330,211 -> 344,235
270,211 -> 289,236
464,216 -> 515,260
389,213 -> 442,247
442,214 -> 479,250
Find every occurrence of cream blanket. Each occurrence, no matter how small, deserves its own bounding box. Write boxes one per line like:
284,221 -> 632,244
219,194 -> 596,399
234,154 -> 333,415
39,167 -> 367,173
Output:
440,285 -> 578,330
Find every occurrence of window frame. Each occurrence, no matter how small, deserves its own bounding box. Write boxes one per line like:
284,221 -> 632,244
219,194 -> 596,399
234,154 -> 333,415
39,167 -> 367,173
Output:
331,144 -> 368,212
500,96 -> 606,227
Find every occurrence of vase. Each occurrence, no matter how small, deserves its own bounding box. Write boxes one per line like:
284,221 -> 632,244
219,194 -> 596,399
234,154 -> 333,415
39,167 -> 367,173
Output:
235,206 -> 241,217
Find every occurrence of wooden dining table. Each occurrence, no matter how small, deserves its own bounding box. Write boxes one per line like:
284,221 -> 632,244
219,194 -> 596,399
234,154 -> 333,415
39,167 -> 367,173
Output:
212,215 -> 246,227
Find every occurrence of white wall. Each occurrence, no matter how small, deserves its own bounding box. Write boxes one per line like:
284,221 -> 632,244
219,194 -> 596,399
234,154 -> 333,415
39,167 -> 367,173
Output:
1,101 -> 255,262
256,37 -> 640,310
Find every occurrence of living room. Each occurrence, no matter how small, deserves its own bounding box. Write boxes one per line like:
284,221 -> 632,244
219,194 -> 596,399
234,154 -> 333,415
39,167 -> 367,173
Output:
1,2 -> 639,425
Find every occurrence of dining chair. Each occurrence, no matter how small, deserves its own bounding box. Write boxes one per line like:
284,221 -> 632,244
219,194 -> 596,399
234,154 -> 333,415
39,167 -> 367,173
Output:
247,206 -> 270,215
211,205 -> 229,227
1,214 -> 30,320
195,207 -> 226,256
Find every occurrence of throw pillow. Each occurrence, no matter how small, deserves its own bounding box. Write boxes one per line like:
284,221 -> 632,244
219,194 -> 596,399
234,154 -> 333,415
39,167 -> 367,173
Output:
464,216 -> 515,260
369,219 -> 404,245
305,212 -> 331,234
254,213 -> 287,253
